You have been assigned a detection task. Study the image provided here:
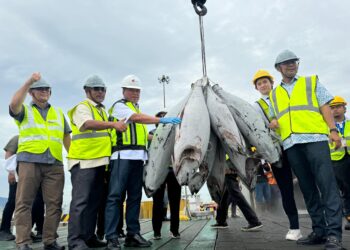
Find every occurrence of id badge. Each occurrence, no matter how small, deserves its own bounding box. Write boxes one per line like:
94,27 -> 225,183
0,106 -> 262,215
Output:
341,138 -> 347,148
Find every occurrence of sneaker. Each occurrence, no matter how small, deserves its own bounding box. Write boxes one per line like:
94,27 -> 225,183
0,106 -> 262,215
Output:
285,229 -> 302,241
0,230 -> 15,241
324,236 -> 342,250
210,222 -> 228,228
170,232 -> 180,239
297,232 -> 326,245
153,234 -> 162,240
106,238 -> 121,250
241,222 -> 263,232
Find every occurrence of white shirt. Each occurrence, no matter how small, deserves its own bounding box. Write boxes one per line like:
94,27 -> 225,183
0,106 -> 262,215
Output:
110,101 -> 148,161
253,95 -> 270,127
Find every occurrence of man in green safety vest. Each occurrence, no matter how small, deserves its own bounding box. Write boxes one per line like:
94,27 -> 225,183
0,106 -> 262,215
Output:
104,75 -> 181,249
67,75 -> 127,250
329,96 -> 350,231
9,72 -> 71,250
269,50 -> 343,250
252,69 -> 301,241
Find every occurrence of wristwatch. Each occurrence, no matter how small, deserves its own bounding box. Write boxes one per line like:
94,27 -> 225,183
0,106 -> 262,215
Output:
330,128 -> 339,133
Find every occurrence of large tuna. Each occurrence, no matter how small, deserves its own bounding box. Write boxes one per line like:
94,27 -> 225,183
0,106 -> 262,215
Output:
143,94 -> 190,197
206,143 -> 226,204
173,78 -> 210,185
212,84 -> 281,164
187,131 -> 217,194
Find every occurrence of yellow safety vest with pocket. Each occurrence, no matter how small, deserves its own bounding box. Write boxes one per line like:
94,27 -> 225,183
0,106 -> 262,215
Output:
67,100 -> 111,159
269,75 -> 328,141
109,99 -> 148,152
16,104 -> 65,162
329,120 -> 350,161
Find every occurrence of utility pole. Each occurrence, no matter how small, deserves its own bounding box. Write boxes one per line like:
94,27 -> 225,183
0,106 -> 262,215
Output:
158,75 -> 170,109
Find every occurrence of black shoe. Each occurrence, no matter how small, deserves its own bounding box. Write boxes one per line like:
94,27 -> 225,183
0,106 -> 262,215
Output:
17,244 -> 33,250
345,221 -> 350,230
106,238 -> 121,250
86,236 -> 107,248
297,232 -> 326,245
241,222 -> 263,232
31,231 -> 42,243
118,231 -> 126,238
210,222 -> 228,228
324,236 -> 342,250
0,230 -> 16,241
67,244 -> 89,250
124,234 -> 152,247
44,241 -> 65,250
97,234 -> 104,241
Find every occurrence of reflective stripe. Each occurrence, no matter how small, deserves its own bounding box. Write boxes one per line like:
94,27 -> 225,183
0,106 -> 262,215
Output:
271,89 -> 279,114
276,106 -> 319,119
50,137 -> 63,144
330,148 -> 345,153
72,132 -> 110,140
19,135 -> 48,144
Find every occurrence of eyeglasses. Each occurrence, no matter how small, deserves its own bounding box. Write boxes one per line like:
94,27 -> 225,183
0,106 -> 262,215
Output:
92,87 -> 106,92
280,59 -> 299,66
33,87 -> 51,92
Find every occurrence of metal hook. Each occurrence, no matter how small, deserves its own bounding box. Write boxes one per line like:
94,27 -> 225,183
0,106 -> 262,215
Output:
191,0 -> 207,16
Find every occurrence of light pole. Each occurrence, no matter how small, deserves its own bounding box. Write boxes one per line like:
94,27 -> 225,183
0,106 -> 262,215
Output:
158,75 -> 170,109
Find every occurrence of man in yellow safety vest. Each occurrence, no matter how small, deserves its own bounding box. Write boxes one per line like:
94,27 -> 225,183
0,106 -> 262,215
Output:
329,96 -> 350,231
269,50 -> 343,250
67,75 -> 127,250
104,75 -> 181,249
9,72 -> 71,250
252,69 -> 301,241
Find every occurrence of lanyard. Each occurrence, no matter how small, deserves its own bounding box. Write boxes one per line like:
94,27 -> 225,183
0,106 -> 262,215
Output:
336,120 -> 346,137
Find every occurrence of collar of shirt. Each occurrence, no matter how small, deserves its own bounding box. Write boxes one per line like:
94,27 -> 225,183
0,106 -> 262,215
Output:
281,75 -> 299,86
261,94 -> 270,101
85,98 -> 105,109
30,101 -> 51,110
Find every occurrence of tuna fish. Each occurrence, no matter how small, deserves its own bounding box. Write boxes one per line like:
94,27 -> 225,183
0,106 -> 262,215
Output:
173,78 -> 210,185
187,131 -> 218,194
212,84 -> 281,164
143,94 -> 190,197
206,143 -> 226,204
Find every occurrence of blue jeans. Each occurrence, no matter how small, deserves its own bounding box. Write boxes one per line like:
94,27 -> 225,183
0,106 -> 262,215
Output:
255,182 -> 271,203
285,141 -> 342,239
105,159 -> 144,239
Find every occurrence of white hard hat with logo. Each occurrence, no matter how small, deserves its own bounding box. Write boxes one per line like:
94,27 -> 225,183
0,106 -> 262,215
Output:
121,75 -> 142,90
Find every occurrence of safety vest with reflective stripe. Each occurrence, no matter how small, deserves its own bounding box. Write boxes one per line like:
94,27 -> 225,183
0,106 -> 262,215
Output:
329,120 -> 350,161
16,104 -> 65,162
256,98 -> 281,136
269,75 -> 328,141
67,100 -> 111,160
109,99 -> 148,152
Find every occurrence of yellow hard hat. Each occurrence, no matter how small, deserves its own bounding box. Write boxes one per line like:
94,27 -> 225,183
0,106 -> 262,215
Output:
330,96 -> 347,106
252,70 -> 274,85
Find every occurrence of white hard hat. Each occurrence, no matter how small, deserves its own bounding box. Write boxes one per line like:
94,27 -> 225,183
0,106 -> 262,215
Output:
121,75 -> 142,90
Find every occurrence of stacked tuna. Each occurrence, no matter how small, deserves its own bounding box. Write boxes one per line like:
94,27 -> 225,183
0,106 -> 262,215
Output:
143,77 -> 281,203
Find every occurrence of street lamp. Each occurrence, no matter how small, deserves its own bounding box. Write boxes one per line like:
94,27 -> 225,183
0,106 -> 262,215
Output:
158,75 -> 170,109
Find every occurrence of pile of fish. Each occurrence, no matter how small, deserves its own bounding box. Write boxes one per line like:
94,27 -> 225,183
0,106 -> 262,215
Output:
143,77 -> 281,203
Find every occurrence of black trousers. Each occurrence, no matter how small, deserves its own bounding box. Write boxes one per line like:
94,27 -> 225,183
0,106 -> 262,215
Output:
0,183 -> 44,233
96,170 -> 125,237
271,150 -> 299,229
68,164 -> 104,248
332,154 -> 350,217
152,170 -> 181,235
217,174 -> 260,225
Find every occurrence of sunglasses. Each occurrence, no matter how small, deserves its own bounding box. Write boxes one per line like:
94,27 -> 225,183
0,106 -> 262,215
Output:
33,87 -> 51,92
280,59 -> 299,66
92,87 -> 106,92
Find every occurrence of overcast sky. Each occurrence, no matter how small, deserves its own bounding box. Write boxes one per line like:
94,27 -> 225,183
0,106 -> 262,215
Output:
1,1 -> 350,204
